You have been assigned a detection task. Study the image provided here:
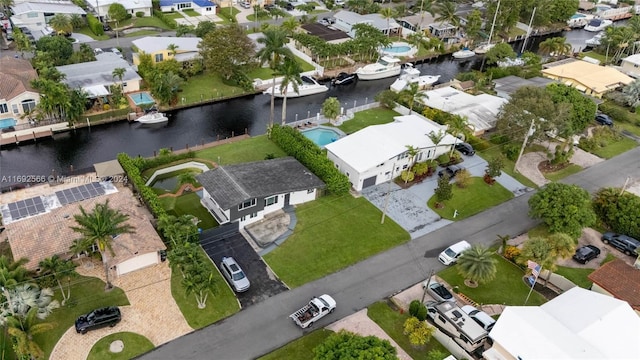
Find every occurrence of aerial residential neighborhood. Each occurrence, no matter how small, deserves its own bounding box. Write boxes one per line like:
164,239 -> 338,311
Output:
1,0 -> 640,359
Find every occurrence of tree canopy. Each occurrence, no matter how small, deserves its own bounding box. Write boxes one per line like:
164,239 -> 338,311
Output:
199,24 -> 256,80
593,187 -> 640,240
528,183 -> 596,238
545,83 -> 596,135
485,43 -> 516,65
108,3 -> 128,22
314,330 -> 398,360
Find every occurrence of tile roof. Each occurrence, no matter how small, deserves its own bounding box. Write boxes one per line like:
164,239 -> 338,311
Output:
588,258 -> 640,311
0,56 -> 38,100
196,157 -> 325,210
541,59 -> 633,94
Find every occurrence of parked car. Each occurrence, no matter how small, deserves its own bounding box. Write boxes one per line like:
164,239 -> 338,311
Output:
454,142 -> 475,156
461,305 -> 496,331
240,1 -> 252,8
595,114 -> 613,126
438,240 -> 471,265
103,23 -> 112,31
572,245 -> 601,264
601,232 -> 640,256
264,3 -> 277,10
285,2 -> 295,10
318,18 -> 331,26
75,306 -> 121,334
425,281 -> 455,302
438,164 -> 465,179
93,48 -> 104,55
110,48 -> 123,59
220,256 -> 250,292
334,0 -> 345,7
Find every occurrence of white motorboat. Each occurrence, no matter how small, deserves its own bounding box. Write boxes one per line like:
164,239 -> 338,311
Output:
566,13 -> 594,28
474,43 -> 495,55
136,112 -> 168,124
452,48 -> 476,59
263,75 -> 328,98
390,64 -> 440,92
355,56 -> 402,80
584,18 -> 612,32
497,57 -> 525,68
585,32 -> 604,47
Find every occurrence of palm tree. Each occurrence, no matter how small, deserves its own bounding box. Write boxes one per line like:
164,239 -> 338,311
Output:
181,261 -> 217,309
446,115 -> 469,156
275,57 -> 303,125
0,283 -> 59,322
48,14 -> 73,35
6,308 -> 55,360
177,172 -> 198,188
403,145 -> 420,184
69,13 -> 84,30
434,0 -> 460,27
379,7 -> 395,37
70,200 -> 135,290
256,29 -> 294,129
428,130 -> 445,160
456,245 -> 497,286
157,214 -> 198,246
281,17 -> 299,35
0,256 -> 30,290
399,82 -> 427,114
112,67 -> 126,91
622,79 -> 640,107
167,43 -> 179,57
38,255 -> 78,305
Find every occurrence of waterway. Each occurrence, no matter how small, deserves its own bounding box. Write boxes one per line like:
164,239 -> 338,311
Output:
0,28 -> 609,186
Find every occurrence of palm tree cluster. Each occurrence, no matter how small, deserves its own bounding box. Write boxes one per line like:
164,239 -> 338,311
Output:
538,37 -> 572,58
597,16 -> 640,64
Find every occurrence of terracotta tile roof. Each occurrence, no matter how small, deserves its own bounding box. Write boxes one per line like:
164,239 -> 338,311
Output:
0,56 -> 38,101
4,188 -> 165,270
588,259 -> 640,311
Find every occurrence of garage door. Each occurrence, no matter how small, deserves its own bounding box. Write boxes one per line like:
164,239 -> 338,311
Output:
362,175 -> 377,189
116,252 -> 159,276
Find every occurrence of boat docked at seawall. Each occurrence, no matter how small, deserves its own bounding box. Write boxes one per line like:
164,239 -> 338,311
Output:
263,75 -> 329,98
136,112 -> 168,124
584,18 -> 613,32
355,56 -> 402,80
566,13 -> 595,28
474,43 -> 495,55
497,57 -> 525,68
390,64 -> 440,92
586,32 -> 605,47
332,72 -> 357,86
452,48 -> 476,59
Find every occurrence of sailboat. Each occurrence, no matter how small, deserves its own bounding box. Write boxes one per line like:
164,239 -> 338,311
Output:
475,0 -> 499,54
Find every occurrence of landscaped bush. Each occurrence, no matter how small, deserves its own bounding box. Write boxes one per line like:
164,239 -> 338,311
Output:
153,10 -> 177,29
503,245 -> 521,262
436,153 -> 450,166
598,102 -> 632,123
117,153 -> 168,219
270,124 -> 350,194
502,143 -> 520,161
466,135 -> 491,151
136,11 -> 145,17
409,300 -> 421,317
137,150 -> 196,172
415,303 -> 427,321
86,14 -> 104,36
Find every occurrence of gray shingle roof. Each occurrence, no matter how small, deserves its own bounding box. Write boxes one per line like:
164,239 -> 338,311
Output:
56,53 -> 141,89
196,157 -> 325,210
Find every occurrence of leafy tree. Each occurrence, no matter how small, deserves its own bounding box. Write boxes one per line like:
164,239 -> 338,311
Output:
401,170 -> 415,183
38,255 -> 78,305
71,200 -> 135,289
275,56 -> 303,125
35,36 -> 73,66
538,37 -> 572,58
485,43 -> 516,65
403,316 -> 435,346
528,183 -> 596,238
176,24 -> 195,37
69,43 -> 96,64
485,155 -> 503,180
199,24 -> 256,81
194,21 -> 216,37
149,70 -> 184,105
427,350 -> 448,360
457,245 -> 497,285
465,9 -> 483,40
108,3 -> 128,22
546,83 -> 596,137
313,330 -> 397,360
69,13 -> 84,29
13,30 -> 33,58
435,174 -> 453,204
5,307 -> 55,360
157,214 -> 198,245
257,29 -> 293,128
455,169 -> 471,188
49,14 -> 73,35
375,90 -> 399,109
593,187 -> 640,239
182,261 -> 217,309
399,82 -> 427,114
322,97 -> 341,123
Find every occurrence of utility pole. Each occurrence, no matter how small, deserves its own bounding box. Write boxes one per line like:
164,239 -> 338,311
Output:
421,269 -> 435,303
620,176 -> 632,195
513,119 -> 536,173
380,163 -> 396,224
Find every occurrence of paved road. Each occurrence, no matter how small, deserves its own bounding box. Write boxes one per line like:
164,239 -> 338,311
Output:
139,146 -> 640,359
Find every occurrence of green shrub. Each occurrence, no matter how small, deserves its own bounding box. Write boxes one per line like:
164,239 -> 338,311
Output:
502,143 -> 520,161
136,11 -> 145,17
466,135 -> 491,151
409,300 -> 421,317
153,10 -> 177,29
86,14 -> 104,36
117,153 -> 167,219
415,304 -> 427,321
599,102 -> 632,123
436,153 -> 450,166
489,133 -> 510,145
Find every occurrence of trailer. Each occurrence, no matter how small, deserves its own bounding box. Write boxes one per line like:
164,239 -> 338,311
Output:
289,294 -> 336,328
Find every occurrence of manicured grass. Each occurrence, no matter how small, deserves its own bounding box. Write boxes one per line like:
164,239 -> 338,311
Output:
589,136 -> 637,159
264,194 -> 410,287
600,252 -> 617,265
195,135 -> 287,165
124,30 -> 161,37
164,12 -> 185,19
247,57 -> 315,80
217,6 -> 240,24
543,164 -> 582,182
33,275 -> 130,358
258,329 -> 333,360
428,177 -> 514,220
247,13 -> 273,21
178,72 -> 250,105
554,266 -> 594,289
120,16 -> 173,30
160,192 -> 218,230
367,302 -> 450,360
87,332 -> 154,360
580,51 -> 607,64
75,27 -> 110,40
170,248 -> 240,329
336,107 -> 399,134
618,121 -> 640,137
479,146 -> 538,189
183,9 -> 199,16
438,255 -> 547,306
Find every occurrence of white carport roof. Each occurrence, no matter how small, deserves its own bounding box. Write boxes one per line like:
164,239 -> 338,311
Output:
84,85 -> 110,98
325,114 -> 456,173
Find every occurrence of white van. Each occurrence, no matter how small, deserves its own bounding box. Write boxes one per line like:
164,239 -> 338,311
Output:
438,240 -> 471,265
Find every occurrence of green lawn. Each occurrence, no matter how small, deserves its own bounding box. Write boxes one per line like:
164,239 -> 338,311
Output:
438,255 -> 547,306
247,13 -> 273,21
258,329 -> 333,360
264,194 -> 410,287
170,248 -> 240,329
428,177 -> 514,220
554,266 -> 594,289
367,302 -> 450,360
182,9 -> 199,16
118,16 -> 173,30
87,332 -> 154,360
124,30 -> 161,37
160,192 -> 218,230
543,164 -> 583,182
247,57 -> 315,80
195,135 -> 287,165
589,136 -> 637,159
178,72 -> 250,105
217,6 -> 240,24
618,121 -> 640,137
33,276 -> 130,359
580,51 -> 607,64
336,107 -> 399,134
164,12 -> 185,19
479,146 -> 539,189
75,27 -> 110,40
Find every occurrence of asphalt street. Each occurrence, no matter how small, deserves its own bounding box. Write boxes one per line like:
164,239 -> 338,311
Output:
138,145 -> 640,359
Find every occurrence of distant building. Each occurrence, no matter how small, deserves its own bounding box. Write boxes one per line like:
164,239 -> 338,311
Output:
84,0 -> 152,22
10,0 -> 86,33
158,0 -> 217,15
132,36 -> 202,65
542,59 -> 633,98
620,54 -> 640,78
0,56 -> 40,128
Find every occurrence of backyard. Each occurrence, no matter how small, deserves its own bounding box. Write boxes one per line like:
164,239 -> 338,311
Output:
195,135 -> 287,164
428,177 -> 514,220
335,107 -> 398,134
159,192 -> 218,230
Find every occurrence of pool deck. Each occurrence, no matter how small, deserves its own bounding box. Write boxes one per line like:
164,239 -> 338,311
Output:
127,91 -> 157,112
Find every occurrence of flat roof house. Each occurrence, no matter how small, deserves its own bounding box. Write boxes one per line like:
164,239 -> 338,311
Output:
0,56 -> 39,128
85,0 -> 152,22
196,157 -> 325,227
333,10 -> 401,38
542,59 -> 633,98
588,258 -> 640,315
492,75 -> 555,100
325,114 -> 457,191
132,36 -> 202,65
10,0 -> 86,34
620,53 -> 640,79
159,0 -> 217,15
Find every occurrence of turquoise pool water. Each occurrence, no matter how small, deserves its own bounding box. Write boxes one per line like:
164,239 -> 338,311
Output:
129,92 -> 155,106
571,13 -> 586,19
302,128 -> 342,147
0,118 -> 16,129
384,45 -> 411,53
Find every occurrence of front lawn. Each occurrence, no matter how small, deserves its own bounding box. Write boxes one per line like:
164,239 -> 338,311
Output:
264,195 -> 410,287
479,146 -> 538,189
336,107 -> 398,134
258,329 -> 333,360
588,136 -> 637,159
33,275 -> 130,358
367,302 -> 450,360
438,255 -> 547,306
428,177 -> 514,220
75,27 -> 110,40
87,332 -> 154,360
543,164 -> 582,182
554,266 -> 594,289
195,135 -> 287,164
160,192 -> 218,230
171,248 -> 240,329
182,9 -> 199,16
124,30 -> 161,37
178,72 -> 250,105
119,16 -> 173,30
217,7 -> 240,24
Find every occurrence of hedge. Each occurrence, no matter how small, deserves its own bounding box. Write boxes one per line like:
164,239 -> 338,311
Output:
117,153 -> 170,219
86,14 -> 104,36
270,125 -> 350,194
153,10 -> 177,29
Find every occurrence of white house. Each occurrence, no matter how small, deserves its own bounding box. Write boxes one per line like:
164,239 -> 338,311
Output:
333,10 -> 401,37
325,114 -> 457,191
620,53 -> 640,78
0,56 -> 40,128
84,0 -> 152,22
484,287 -> 640,360
419,86 -> 508,135
196,157 -> 325,227
158,0 -> 217,15
10,1 -> 86,31
131,36 -> 202,65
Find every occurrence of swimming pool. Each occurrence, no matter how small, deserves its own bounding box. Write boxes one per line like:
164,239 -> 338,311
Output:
570,13 -> 586,19
302,127 -> 344,147
129,92 -> 155,106
0,118 -> 16,129
380,42 -> 418,57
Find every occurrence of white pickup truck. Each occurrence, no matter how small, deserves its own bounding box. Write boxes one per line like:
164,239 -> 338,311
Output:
289,294 -> 336,328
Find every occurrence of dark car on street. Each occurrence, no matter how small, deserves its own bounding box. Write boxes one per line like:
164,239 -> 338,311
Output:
595,114 -> 613,126
455,142 -> 475,156
601,232 -> 640,256
425,281 -> 455,302
438,164 -> 465,179
572,245 -> 601,264
75,306 -> 121,334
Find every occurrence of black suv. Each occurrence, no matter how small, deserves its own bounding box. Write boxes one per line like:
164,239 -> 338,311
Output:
75,306 -> 121,334
595,114 -> 613,126
438,164 -> 465,179
454,142 -> 475,156
601,232 -> 640,256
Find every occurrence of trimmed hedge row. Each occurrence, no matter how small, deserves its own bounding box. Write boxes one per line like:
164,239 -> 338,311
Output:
118,153 -> 167,219
153,10 -> 177,29
136,150 -> 196,172
87,14 -> 104,36
270,125 -> 350,194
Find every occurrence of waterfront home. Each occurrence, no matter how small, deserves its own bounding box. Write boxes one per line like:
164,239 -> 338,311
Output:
325,114 -> 457,191
620,54 -> 640,79
132,36 -> 202,65
10,0 -> 86,36
396,13 -> 437,36
541,59 -> 633,98
196,157 -> 325,227
492,75 -> 555,100
84,0 -> 152,22
333,10 -> 401,38
0,56 -> 40,129
588,258 -> 640,316
158,0 -> 217,15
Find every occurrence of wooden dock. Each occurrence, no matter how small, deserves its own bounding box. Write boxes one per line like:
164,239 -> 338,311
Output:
0,129 -> 54,147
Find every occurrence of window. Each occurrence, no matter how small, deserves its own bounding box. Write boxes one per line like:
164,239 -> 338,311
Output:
238,198 -> 256,210
307,189 -> 314,194
206,7 -> 212,11
397,152 -> 408,160
402,164 -> 408,169
0,103 -> 8,114
154,53 -> 164,63
264,195 -> 278,206
122,82 -> 127,88
27,12 -> 38,18
21,99 -> 36,113
12,104 -> 19,114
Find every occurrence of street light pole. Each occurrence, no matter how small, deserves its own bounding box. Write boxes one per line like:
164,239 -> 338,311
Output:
115,20 -> 119,47
380,163 -> 396,224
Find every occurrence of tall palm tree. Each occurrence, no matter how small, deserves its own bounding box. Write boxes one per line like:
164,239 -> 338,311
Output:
622,79 -> 640,107
0,283 -> 59,322
256,29 -> 294,129
281,17 -> 299,36
6,308 -> 55,360
446,115 -> 469,156
112,67 -> 126,91
38,255 -> 78,305
379,7 -> 395,37
456,245 -> 497,286
434,0 -> 459,27
399,82 -> 427,114
69,13 -> 84,30
48,14 -> 73,35
167,43 -> 179,57
181,261 -> 217,309
275,57 -> 303,125
428,130 -> 445,159
157,214 -> 197,246
70,200 -> 135,290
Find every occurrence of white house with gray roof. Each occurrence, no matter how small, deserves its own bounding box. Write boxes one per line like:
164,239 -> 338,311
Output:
84,0 -> 152,22
333,10 -> 401,37
196,157 -> 325,227
10,1 -> 86,31
325,114 -> 457,191
132,36 -> 202,65
56,52 -> 142,98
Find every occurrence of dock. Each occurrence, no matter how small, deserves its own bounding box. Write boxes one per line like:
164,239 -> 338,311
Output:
0,122 -> 70,148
